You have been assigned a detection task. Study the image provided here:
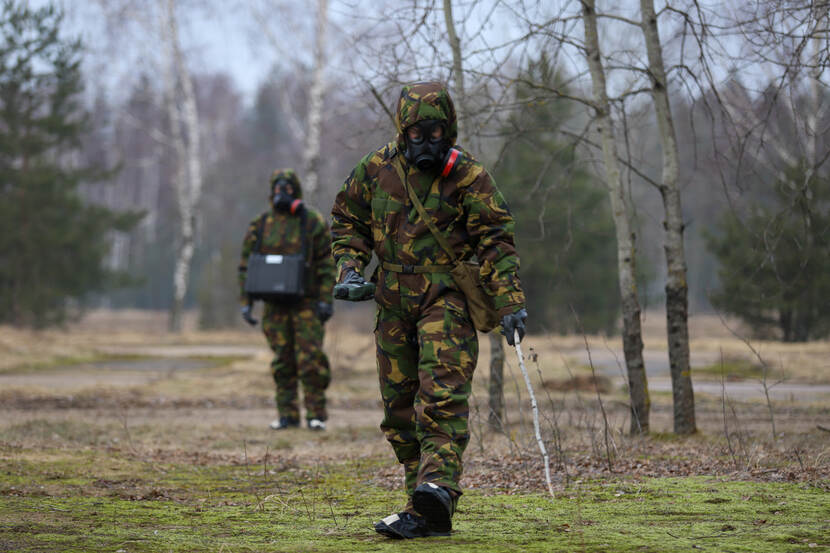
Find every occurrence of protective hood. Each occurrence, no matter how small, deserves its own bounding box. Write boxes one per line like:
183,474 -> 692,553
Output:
268,168 -> 303,201
395,81 -> 458,154
269,168 -> 304,215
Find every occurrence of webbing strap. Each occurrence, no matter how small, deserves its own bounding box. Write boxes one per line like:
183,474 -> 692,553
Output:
381,261 -> 452,274
391,156 -> 458,264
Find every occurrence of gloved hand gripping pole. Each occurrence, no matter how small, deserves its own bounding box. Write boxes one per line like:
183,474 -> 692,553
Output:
513,330 -> 554,498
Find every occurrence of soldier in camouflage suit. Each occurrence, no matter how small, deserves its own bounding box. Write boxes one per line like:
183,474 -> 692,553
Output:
330,82 -> 527,538
239,169 -> 335,431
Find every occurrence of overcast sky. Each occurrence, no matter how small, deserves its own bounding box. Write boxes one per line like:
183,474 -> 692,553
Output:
45,0 -> 284,104
35,0 -> 799,111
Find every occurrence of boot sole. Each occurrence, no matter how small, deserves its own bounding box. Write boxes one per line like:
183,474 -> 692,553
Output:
412,488 -> 452,534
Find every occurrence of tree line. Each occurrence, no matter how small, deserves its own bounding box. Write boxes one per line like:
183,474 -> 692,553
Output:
1,0 -> 828,436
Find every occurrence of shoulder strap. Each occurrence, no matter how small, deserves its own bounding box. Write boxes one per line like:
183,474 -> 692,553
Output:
392,156 -> 458,263
254,213 -> 268,254
300,209 -> 310,266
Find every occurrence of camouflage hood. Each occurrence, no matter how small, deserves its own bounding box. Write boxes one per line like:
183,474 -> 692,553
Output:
269,169 -> 303,200
395,81 -> 458,153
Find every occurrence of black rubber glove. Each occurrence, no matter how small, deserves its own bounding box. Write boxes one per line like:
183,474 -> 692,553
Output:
333,269 -> 375,301
316,301 -> 333,323
241,304 -> 258,326
502,308 -> 527,346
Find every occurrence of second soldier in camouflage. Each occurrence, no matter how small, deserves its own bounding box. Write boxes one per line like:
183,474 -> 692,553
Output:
330,82 -> 527,538
239,169 -> 335,431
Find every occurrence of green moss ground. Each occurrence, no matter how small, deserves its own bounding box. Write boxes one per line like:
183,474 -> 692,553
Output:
693,358 -> 770,380
1,447 -> 827,553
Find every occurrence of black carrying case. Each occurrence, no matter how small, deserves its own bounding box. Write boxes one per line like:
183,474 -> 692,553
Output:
244,211 -> 309,303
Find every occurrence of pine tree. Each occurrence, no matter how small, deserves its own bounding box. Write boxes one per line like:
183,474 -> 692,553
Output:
706,165 -> 830,342
0,1 -> 141,327
496,56 -> 621,334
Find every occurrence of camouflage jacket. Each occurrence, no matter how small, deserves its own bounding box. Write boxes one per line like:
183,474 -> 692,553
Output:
330,82 -> 525,317
239,169 -> 335,305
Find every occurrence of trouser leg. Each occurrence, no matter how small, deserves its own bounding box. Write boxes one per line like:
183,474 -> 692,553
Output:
376,307 -> 421,499
294,303 -> 331,421
415,293 -> 478,496
263,304 -> 299,421
401,457 -> 420,513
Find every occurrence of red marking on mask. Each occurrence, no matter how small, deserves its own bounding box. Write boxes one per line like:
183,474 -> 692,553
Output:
290,199 -> 303,214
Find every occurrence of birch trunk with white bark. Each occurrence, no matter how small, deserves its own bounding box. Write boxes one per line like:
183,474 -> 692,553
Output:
443,0 -> 465,135
488,332 -> 505,429
639,0 -> 695,434
582,0 -> 649,434
302,0 -> 328,200
162,0 -> 203,332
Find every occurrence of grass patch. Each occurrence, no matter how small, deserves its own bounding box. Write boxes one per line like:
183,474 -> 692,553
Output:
0,354 -> 105,376
0,420 -> 122,447
186,355 -> 251,368
693,357 -> 771,380
0,353 -> 245,377
1,448 -> 827,552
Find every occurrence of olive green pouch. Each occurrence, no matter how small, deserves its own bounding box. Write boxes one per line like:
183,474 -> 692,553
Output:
449,260 -> 499,332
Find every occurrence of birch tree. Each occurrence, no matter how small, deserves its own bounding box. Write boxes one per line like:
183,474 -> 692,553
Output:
581,0 -> 649,434
302,0 -> 328,198
638,0 -> 695,434
161,0 -> 203,331
251,0 -> 329,203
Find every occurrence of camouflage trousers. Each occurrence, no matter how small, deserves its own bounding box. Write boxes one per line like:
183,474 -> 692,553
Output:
374,279 -> 478,501
262,299 -> 330,421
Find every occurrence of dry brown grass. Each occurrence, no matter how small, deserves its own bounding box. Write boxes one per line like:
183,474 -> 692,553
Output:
2,308 -> 829,453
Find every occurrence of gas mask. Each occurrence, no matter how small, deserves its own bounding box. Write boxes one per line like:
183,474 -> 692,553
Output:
272,178 -> 303,215
404,119 -> 450,172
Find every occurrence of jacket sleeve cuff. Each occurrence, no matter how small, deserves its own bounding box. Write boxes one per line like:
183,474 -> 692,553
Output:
337,260 -> 363,282
492,290 -> 525,319
497,302 -> 525,319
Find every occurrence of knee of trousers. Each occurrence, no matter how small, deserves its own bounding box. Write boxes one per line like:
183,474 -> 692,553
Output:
271,359 -> 298,382
298,354 -> 331,389
383,434 -> 420,464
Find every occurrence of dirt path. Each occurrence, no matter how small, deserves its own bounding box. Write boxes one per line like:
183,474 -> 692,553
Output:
647,376 -> 830,400
5,342 -> 830,402
93,343 -> 267,358
546,346 -> 830,400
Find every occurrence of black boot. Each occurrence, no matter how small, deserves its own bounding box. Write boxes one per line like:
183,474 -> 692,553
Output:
412,483 -> 454,534
268,417 -> 299,430
373,511 -> 430,539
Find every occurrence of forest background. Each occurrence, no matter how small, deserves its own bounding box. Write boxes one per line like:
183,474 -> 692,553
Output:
5,0 -> 827,342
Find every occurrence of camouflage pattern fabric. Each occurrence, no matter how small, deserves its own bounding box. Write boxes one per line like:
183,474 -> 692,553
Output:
330,82 -> 526,499
262,298 -> 331,421
239,169 -> 335,421
268,168 -> 302,195
376,289 -> 477,496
